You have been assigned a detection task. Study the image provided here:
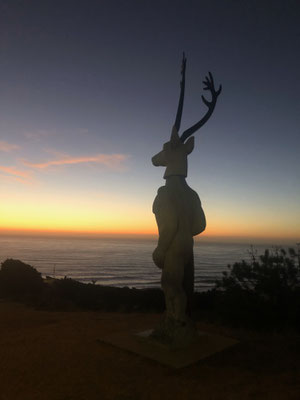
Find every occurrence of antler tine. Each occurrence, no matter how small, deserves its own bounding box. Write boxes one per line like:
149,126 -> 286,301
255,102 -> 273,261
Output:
180,71 -> 222,143
174,52 -> 187,132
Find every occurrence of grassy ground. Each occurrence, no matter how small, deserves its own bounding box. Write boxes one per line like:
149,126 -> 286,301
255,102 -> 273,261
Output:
0,301 -> 299,400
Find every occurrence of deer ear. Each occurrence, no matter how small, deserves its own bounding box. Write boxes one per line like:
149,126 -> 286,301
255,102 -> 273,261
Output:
170,125 -> 181,147
184,136 -> 194,154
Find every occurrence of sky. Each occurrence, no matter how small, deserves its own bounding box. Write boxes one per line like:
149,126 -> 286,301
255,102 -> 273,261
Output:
0,0 -> 299,241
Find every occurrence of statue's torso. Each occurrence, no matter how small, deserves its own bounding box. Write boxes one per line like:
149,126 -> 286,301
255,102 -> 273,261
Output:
153,179 -> 206,248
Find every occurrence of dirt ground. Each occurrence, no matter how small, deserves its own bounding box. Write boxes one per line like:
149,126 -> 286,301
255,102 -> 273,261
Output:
0,302 -> 299,400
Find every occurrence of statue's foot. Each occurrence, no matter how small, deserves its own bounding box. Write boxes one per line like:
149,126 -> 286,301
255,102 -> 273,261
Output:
150,315 -> 198,349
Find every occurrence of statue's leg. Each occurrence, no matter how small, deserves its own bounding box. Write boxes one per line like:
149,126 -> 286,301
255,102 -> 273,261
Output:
153,246 -> 197,348
161,251 -> 186,323
183,252 -> 194,316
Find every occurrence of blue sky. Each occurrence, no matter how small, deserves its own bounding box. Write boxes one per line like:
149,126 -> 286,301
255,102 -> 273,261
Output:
0,0 -> 299,240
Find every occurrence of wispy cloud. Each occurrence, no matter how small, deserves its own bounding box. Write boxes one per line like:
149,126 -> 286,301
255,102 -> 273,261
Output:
0,166 -> 32,184
23,154 -> 129,171
0,153 -> 128,186
0,166 -> 30,178
23,129 -> 48,141
0,141 -> 19,152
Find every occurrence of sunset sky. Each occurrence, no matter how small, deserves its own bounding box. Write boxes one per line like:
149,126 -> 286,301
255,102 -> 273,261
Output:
0,0 -> 299,241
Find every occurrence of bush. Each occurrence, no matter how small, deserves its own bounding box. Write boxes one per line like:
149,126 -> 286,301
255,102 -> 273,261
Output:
0,259 -> 44,299
50,277 -> 164,312
215,246 -> 300,330
0,258 -> 165,312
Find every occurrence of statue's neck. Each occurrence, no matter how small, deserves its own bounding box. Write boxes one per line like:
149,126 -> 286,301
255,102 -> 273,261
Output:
165,175 -> 187,187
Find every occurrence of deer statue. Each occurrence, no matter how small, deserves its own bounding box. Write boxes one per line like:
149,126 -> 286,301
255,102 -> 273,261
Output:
151,54 -> 222,348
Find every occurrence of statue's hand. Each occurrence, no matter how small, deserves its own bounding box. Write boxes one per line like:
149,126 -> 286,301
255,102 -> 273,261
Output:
152,247 -> 165,270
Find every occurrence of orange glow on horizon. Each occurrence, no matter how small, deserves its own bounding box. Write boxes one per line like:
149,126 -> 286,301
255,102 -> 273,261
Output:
0,224 -> 298,243
1,192 -> 298,241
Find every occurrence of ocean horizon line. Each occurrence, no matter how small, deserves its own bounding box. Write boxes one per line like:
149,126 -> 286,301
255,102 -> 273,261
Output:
0,229 -> 298,246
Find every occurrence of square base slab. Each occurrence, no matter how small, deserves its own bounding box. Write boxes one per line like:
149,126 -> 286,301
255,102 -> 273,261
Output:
98,328 -> 238,369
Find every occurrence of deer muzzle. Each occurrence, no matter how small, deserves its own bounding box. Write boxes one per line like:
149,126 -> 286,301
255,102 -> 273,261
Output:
152,151 -> 166,167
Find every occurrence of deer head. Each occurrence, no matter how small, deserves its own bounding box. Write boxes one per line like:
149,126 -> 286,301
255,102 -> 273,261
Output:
152,126 -> 194,178
152,53 -> 222,179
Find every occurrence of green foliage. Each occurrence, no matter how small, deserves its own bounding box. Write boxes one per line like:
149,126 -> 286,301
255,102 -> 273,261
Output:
215,246 -> 300,330
0,259 -> 44,299
50,277 -> 164,312
0,258 -> 165,312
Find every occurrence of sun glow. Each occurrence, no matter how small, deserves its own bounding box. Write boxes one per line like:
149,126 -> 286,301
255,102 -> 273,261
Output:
0,191 -> 156,235
1,196 -> 298,241
0,165 -> 299,241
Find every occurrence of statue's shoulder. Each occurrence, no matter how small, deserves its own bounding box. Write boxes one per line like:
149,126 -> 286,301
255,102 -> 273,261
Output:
153,186 -> 172,214
156,185 -> 175,201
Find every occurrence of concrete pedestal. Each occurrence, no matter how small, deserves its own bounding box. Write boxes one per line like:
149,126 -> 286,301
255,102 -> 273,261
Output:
98,328 -> 238,369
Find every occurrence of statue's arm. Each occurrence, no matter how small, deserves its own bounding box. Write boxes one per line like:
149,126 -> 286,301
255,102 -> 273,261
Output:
192,193 -> 206,236
152,190 -> 177,269
194,205 -> 206,235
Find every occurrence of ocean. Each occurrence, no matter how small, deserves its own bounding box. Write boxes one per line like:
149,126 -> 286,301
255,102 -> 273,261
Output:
0,234 -> 294,291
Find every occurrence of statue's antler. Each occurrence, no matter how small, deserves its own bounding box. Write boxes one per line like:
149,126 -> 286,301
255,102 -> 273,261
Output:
179,69 -> 222,143
174,52 -> 186,132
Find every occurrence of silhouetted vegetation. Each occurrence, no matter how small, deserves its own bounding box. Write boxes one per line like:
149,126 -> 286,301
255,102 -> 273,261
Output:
0,258 -> 164,312
45,277 -> 164,312
1,247 -> 300,332
213,246 -> 300,330
0,259 -> 44,300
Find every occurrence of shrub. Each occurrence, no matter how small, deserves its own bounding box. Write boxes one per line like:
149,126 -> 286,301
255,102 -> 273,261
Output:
215,246 -> 300,329
0,258 -> 165,311
50,277 -> 164,312
0,259 -> 44,299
